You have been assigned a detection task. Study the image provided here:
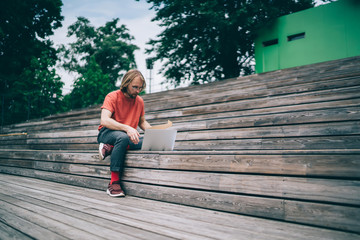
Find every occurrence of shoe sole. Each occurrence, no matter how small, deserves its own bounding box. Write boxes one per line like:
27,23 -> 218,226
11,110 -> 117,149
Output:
99,143 -> 104,160
106,189 -> 125,197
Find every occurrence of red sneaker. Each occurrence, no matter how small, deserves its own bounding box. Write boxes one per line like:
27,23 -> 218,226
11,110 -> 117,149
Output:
106,181 -> 125,197
99,143 -> 114,160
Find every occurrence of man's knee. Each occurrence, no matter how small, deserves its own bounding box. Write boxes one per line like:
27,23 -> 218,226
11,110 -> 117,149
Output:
114,132 -> 130,147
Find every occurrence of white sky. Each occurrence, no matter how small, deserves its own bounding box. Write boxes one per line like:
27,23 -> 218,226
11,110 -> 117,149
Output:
51,0 -> 166,95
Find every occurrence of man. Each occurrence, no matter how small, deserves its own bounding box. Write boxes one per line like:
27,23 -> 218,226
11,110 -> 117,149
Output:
97,69 -> 151,197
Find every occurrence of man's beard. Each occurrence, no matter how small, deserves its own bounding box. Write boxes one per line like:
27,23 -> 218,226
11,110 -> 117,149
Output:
127,89 -> 137,99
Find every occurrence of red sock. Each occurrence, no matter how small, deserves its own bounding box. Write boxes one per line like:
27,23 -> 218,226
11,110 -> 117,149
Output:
110,171 -> 120,184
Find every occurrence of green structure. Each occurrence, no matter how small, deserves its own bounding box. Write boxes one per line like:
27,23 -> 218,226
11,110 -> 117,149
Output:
255,0 -> 360,74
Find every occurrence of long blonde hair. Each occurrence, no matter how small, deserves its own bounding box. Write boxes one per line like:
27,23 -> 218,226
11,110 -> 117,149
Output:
120,69 -> 146,93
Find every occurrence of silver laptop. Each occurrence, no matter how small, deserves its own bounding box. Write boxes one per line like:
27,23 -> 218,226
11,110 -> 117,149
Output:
141,129 -> 177,151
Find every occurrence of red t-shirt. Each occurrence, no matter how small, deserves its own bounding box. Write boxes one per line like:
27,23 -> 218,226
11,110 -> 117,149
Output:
98,90 -> 145,131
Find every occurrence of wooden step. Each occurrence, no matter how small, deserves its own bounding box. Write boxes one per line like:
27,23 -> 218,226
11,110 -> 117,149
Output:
4,57 -> 359,133
2,73 -> 359,134
1,173 -> 357,240
123,181 -> 360,233
1,166 -> 358,233
1,56 -> 359,237
1,149 -> 359,178
12,119 -> 357,150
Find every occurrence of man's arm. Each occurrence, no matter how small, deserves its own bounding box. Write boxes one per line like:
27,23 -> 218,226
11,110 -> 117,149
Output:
139,115 -> 151,131
100,108 -> 140,144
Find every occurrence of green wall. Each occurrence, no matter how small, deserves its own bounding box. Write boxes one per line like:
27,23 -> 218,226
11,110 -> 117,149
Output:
255,0 -> 360,73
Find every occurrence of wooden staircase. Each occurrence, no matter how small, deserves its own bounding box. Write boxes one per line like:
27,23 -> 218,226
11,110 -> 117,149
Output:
1,56 -> 359,237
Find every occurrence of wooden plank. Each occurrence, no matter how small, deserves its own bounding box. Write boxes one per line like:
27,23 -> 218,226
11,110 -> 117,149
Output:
1,158 -> 359,205
0,140 -> 27,146
43,108 -> 99,120
174,135 -> 360,150
266,75 -> 360,92
0,194 -> 143,240
5,78 -> 359,134
2,86 -> 358,137
0,150 -> 103,164
0,187 -> 174,240
15,102 -> 360,137
2,56 -> 359,133
0,158 -> 110,178
26,137 -> 97,145
15,98 -> 360,134
123,182 -> 360,233
16,134 -> 360,150
172,106 -> 360,131
144,72 -> 360,109
0,134 -> 27,141
2,174 -> 357,240
0,166 -> 108,191
176,121 -> 360,140
122,168 -> 360,205
24,121 -> 360,144
27,143 -> 99,150
142,69 -> 359,106
134,66 -> 360,112
95,192 -> 360,240
125,152 -> 360,178
0,175 -> 274,240
2,117 -> 98,135
146,98 -> 360,122
27,129 -> 98,139
1,150 -> 359,179
147,87 -> 360,121
13,134 -> 359,150
145,76 -> 360,112
24,118 -> 99,133
141,56 -> 360,104
0,184 -> 244,240
0,145 -> 30,150
2,119 -> 51,130
0,159 -> 35,168
0,221 -> 33,240
0,205 -> 69,240
1,149 -> 360,178
0,56 -> 358,239
283,200 -> 360,234
0,177 -> 217,239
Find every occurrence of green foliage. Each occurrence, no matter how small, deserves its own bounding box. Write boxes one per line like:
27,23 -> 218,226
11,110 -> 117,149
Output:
0,0 -> 63,126
144,0 -> 315,86
60,17 -> 139,86
59,17 -> 139,111
18,49 -> 64,119
64,56 -> 114,109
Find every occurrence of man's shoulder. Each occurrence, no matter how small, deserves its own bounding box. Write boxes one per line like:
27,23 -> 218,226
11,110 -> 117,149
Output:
136,95 -> 144,104
107,90 -> 121,97
136,95 -> 144,101
105,90 -> 122,101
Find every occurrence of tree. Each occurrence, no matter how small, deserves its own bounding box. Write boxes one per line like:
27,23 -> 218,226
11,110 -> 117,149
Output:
64,56 -> 113,109
144,0 -> 315,86
59,17 -> 139,109
0,0 -> 63,126
18,49 -> 64,120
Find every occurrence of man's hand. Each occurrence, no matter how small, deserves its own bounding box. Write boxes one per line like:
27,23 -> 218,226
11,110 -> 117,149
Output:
126,126 -> 140,144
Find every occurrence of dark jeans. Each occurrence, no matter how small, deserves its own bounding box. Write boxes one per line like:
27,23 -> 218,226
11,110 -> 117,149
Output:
97,127 -> 143,174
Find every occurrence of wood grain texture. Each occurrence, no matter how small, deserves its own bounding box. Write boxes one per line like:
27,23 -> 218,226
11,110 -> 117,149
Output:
1,173 -> 359,240
0,56 -> 359,237
123,182 -> 360,233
